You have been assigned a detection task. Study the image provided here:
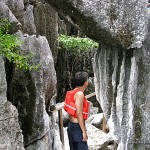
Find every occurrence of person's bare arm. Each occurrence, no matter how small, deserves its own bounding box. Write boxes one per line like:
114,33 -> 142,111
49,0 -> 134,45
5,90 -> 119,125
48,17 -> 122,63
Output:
75,91 -> 88,141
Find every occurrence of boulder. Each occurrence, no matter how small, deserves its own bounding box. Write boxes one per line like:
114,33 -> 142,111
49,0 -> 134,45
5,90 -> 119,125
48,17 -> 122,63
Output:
64,123 -> 114,150
87,124 -> 113,150
87,113 -> 103,128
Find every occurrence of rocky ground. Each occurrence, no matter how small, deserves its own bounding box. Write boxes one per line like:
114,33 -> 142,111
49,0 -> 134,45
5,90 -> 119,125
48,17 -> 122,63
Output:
63,113 -> 114,150
60,102 -> 115,150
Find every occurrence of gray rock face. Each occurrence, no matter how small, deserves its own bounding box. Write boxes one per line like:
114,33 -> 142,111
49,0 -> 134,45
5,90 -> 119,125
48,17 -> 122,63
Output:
47,0 -> 146,48
93,9 -> 150,150
0,57 -> 7,105
13,34 -> 57,148
87,113 -> 103,128
1,0 -> 150,150
0,1 -> 60,150
93,34 -> 150,150
34,2 -> 58,59
87,124 -> 113,150
48,0 -> 150,150
0,56 -> 24,150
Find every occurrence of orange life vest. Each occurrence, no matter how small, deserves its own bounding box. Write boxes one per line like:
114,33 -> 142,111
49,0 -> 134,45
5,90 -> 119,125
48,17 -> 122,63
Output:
64,88 -> 90,120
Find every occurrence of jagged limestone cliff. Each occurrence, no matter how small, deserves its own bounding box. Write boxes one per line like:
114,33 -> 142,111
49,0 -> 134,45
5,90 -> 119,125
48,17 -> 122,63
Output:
47,0 -> 150,150
0,0 -> 62,150
0,56 -> 24,150
1,0 -> 150,150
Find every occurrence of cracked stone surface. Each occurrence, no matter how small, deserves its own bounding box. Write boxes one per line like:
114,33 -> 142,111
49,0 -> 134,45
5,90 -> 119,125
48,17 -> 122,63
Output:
1,0 -> 150,150
0,1 -> 60,150
47,0 -> 146,49
48,1 -> 150,150
0,56 -> 24,150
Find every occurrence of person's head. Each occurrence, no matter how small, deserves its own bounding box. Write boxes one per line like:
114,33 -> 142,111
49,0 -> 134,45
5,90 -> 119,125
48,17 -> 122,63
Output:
74,71 -> 89,87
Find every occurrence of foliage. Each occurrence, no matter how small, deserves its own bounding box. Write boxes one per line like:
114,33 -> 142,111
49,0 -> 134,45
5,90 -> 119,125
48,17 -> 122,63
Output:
0,19 -> 40,70
59,34 -> 98,52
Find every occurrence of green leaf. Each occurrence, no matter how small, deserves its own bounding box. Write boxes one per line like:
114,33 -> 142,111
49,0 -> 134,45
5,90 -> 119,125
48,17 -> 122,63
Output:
59,34 -> 98,53
0,18 -> 40,71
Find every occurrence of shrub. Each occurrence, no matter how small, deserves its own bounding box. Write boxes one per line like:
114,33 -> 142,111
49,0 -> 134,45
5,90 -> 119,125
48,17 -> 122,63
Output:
0,19 -> 40,70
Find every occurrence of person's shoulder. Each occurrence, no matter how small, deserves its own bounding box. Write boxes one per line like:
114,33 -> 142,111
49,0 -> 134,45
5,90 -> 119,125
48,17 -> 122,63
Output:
76,91 -> 84,98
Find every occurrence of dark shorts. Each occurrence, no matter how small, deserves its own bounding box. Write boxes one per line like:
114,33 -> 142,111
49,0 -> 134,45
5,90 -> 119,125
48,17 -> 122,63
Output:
67,121 -> 88,150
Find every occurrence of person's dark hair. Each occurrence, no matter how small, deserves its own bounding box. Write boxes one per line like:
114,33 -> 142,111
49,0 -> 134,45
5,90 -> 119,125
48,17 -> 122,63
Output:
74,71 -> 88,86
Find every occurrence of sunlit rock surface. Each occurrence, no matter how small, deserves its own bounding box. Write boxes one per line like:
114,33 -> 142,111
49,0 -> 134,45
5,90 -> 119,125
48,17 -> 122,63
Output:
87,124 -> 113,150
64,122 -> 113,150
87,113 -> 103,128
93,9 -> 150,149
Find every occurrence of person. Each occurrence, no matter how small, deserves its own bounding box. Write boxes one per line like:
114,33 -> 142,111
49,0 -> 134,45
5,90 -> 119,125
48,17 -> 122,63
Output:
64,71 -> 90,150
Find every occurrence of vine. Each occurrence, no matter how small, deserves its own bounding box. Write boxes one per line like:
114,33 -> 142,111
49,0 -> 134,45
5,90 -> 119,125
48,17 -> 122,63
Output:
0,19 -> 40,70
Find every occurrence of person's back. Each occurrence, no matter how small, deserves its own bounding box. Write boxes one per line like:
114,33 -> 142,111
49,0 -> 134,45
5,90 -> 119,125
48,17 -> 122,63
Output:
64,71 -> 89,150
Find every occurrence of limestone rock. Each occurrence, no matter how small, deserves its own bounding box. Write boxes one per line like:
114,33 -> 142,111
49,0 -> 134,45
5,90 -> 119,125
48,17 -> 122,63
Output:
53,123 -> 63,150
64,123 -> 113,150
88,102 -> 99,116
64,127 -> 69,150
0,0 -> 60,149
0,1 -> 61,149
23,4 -> 36,34
47,0 -> 146,48
0,56 -> 24,150
0,1 -> 21,32
48,0 -> 150,149
34,2 -> 58,59
10,34 -> 57,149
0,57 -> 7,105
87,124 -> 113,150
87,113 -> 103,128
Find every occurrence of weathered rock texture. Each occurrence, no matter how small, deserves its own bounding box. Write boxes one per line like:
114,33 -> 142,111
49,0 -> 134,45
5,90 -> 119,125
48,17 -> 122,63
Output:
1,0 -> 150,149
12,35 -> 56,149
0,56 -> 24,150
0,0 -> 62,150
46,0 -> 146,48
47,0 -> 150,150
34,2 -> 59,60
